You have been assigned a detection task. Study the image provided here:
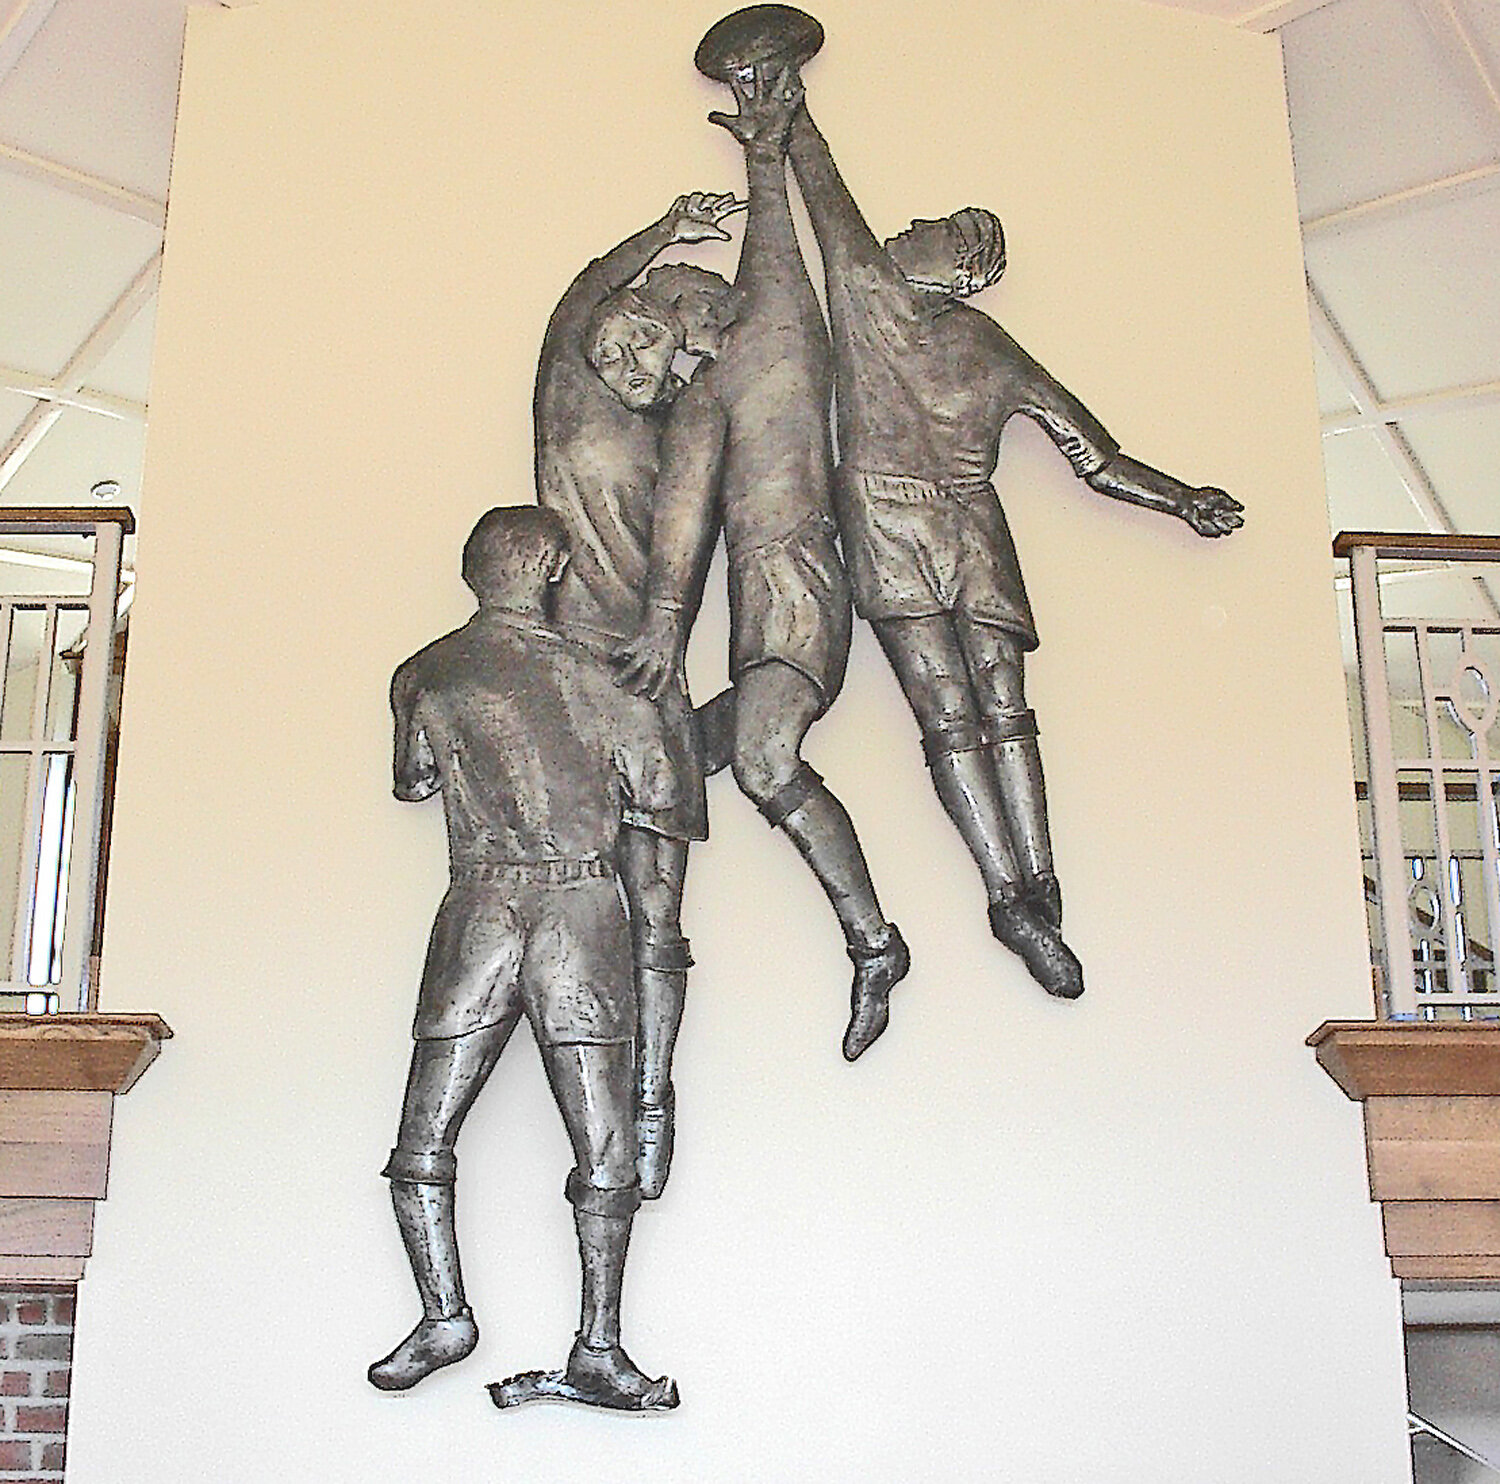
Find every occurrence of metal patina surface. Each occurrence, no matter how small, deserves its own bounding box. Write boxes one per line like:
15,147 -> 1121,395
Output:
372,4 -> 1242,1414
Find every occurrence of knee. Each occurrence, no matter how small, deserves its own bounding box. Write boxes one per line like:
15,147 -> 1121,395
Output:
565,1121 -> 640,1214
903,670 -> 979,735
382,1146 -> 456,1185
565,1169 -> 641,1218
983,706 -> 1038,742
920,714 -> 992,763
731,733 -> 798,805
972,649 -> 1027,720
910,685 -> 987,762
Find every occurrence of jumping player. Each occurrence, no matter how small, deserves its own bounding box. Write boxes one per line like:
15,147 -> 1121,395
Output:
535,189 -> 741,1194
782,87 -> 1242,999
609,66 -> 909,1063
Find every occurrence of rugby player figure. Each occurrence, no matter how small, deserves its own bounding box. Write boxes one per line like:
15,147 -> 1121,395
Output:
370,507 -> 679,1411
781,76 -> 1241,1000
608,63 -> 910,1063
536,189 -> 743,1195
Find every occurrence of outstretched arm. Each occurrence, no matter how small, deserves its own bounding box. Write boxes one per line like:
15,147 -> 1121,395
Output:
786,103 -> 912,298
1086,455 -> 1244,536
391,665 -> 439,802
539,192 -> 746,359
1012,339 -> 1244,537
613,387 -> 728,699
709,68 -> 820,323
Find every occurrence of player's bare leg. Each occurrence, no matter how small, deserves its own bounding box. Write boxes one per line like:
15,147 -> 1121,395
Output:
370,1018 -> 514,1390
731,661 -> 909,1059
620,828 -> 690,1198
959,618 -> 1061,929
873,615 -> 1082,998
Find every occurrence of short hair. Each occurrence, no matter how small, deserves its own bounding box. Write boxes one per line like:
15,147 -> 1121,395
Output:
462,506 -> 569,598
948,208 -> 1006,295
583,287 -> 675,371
639,263 -> 736,329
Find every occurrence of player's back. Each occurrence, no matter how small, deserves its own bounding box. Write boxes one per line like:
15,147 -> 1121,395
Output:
403,613 -> 676,867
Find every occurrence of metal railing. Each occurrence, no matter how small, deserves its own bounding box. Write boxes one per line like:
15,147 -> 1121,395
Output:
0,508 -> 133,1014
1410,1411 -> 1500,1475
1339,532 -> 1500,1020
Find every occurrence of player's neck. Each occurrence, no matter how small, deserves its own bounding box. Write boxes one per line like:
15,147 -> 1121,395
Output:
475,599 -> 553,626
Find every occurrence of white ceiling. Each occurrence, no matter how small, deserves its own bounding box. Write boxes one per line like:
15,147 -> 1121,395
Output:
0,0 -> 1496,560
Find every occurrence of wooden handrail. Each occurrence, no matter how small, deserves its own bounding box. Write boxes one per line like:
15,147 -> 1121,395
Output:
0,507 -> 135,535
1333,530 -> 1500,561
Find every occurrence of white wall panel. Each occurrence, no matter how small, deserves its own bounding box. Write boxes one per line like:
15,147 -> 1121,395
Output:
75,2 -> 1411,1479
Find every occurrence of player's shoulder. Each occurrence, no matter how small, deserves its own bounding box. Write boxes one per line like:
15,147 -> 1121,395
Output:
392,624 -> 472,693
952,304 -> 1050,388
488,612 -> 621,686
945,300 -> 1016,352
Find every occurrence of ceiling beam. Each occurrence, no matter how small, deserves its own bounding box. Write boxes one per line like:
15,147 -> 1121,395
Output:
1411,0 -> 1500,136
1308,281 -> 1459,532
1310,281 -> 1500,623
1323,376 -> 1500,433
0,142 -> 166,227
0,545 -> 134,583
0,251 -> 161,493
1231,0 -> 1342,33
1302,162 -> 1500,238
0,365 -> 145,423
0,0 -> 58,85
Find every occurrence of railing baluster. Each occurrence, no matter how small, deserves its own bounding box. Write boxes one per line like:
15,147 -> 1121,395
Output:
1415,626 -> 1466,1005
58,519 -> 122,1011
1349,542 -> 1418,1015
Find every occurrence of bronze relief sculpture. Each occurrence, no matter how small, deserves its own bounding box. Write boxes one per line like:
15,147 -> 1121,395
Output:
371,4 -> 1242,1413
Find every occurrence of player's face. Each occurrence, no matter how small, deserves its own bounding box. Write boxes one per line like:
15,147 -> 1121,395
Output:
589,310 -> 678,410
885,217 -> 963,292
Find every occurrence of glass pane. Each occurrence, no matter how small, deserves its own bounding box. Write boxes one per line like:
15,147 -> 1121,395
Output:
1422,627 -> 1475,764
0,752 -> 31,984
1382,627 -> 1426,760
1397,768 -> 1447,999
45,606 -> 87,743
25,752 -> 73,987
0,607 -> 45,743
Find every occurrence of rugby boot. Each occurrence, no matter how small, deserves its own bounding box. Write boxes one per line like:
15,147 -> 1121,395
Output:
988,887 -> 1084,999
564,1334 -> 679,1410
369,1307 -> 478,1391
842,923 -> 911,1061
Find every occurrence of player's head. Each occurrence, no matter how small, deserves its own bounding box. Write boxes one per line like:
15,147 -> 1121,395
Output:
585,288 -> 682,411
462,506 -> 570,610
640,263 -> 737,358
885,207 -> 1006,298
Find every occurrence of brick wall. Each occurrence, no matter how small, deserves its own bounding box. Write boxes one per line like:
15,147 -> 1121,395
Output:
0,1290 -> 74,1483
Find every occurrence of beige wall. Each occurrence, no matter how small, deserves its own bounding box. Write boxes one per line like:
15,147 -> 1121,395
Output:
73,1 -> 1412,1478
